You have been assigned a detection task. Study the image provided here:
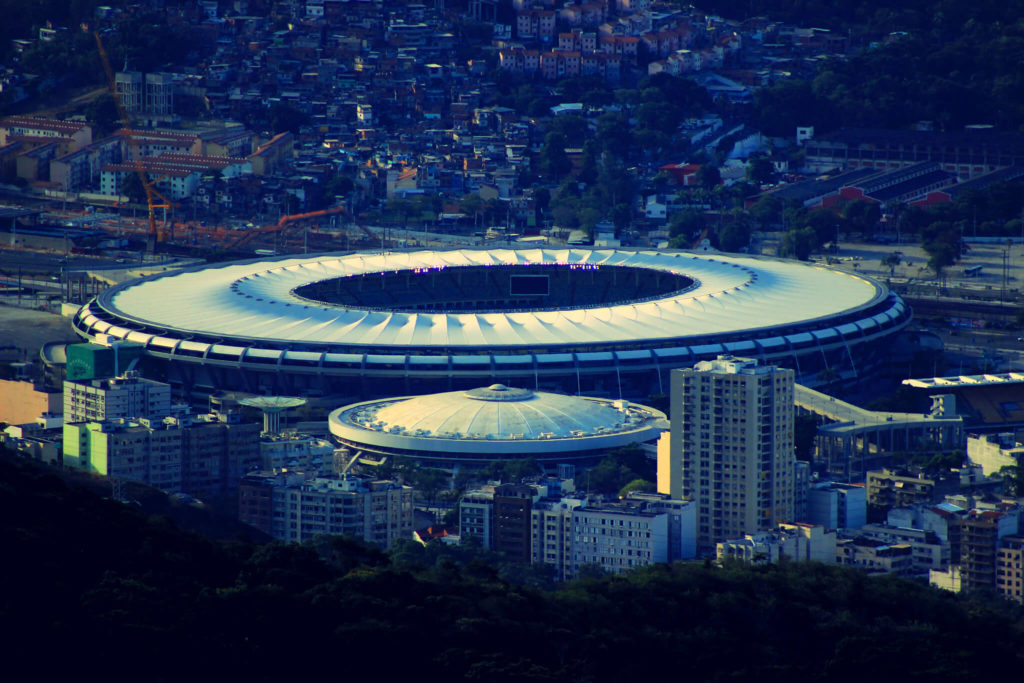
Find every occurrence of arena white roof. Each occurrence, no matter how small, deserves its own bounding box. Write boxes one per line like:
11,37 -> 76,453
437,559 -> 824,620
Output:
97,249 -> 884,349
329,384 -> 667,455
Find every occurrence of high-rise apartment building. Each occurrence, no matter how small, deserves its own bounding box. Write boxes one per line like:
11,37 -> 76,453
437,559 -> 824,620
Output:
63,374 -> 171,424
659,355 -> 795,552
531,497 -> 584,581
494,483 -> 536,561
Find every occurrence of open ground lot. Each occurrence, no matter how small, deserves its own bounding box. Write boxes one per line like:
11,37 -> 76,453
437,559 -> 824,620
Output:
0,305 -> 79,361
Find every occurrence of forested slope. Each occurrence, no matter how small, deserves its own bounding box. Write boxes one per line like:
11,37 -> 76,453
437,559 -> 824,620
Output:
3,454 -> 1023,681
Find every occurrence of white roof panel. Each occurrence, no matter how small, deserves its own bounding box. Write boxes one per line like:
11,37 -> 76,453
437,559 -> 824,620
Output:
96,249 -> 887,354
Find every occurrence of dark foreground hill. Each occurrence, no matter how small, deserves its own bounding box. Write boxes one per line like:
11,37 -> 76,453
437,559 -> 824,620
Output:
2,453 -> 1023,682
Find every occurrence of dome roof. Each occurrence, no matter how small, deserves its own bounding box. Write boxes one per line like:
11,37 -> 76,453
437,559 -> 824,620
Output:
371,385 -> 630,440
328,386 -> 667,458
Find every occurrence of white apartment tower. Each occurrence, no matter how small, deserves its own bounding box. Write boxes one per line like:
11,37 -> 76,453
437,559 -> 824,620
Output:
63,374 -> 172,424
659,355 -> 795,553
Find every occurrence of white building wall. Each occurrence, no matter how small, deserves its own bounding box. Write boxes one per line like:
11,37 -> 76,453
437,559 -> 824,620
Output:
667,356 -> 795,552
571,508 -> 668,576
967,434 -> 1023,476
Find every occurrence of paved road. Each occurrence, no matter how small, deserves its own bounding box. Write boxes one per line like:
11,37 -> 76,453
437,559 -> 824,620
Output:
0,248 -> 125,274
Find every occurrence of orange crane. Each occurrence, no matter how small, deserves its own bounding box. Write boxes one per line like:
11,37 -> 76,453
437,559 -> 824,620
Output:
95,32 -> 176,251
225,205 -> 374,251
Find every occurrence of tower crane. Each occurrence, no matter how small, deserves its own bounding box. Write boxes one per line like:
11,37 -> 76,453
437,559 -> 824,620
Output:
95,32 -> 176,252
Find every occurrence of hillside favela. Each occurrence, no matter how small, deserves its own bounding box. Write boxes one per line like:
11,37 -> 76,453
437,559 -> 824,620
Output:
4,0 -> 1024,678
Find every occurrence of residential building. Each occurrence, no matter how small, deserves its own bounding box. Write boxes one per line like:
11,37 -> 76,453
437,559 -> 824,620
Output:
63,374 -> 171,424
805,482 -> 866,530
1,419 -> 62,465
660,356 -> 795,553
836,538 -> 914,575
0,116 -> 92,151
459,487 -> 497,549
571,503 -> 669,577
625,491 -> 698,561
996,535 -> 1024,604
115,72 -> 144,113
530,492 -> 695,580
62,412 -> 260,496
718,523 -> 836,564
145,73 -> 175,115
238,473 -> 414,548
494,483 -> 536,561
793,461 -> 811,522
888,502 -> 967,553
866,469 -> 936,510
517,9 -> 556,41
259,433 -> 335,471
929,507 -> 1021,594
959,509 -> 1020,593
853,524 -> 949,573
967,432 -> 1024,477
0,379 -> 61,425
531,496 -> 584,581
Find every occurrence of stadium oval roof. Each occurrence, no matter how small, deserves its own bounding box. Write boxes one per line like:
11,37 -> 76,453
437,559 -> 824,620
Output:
84,249 -> 887,351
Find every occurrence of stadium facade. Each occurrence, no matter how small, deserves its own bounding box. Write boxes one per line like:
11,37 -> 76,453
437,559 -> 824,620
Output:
71,249 -> 911,399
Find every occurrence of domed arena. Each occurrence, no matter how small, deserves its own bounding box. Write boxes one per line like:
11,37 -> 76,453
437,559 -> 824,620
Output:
328,384 -> 667,469
71,248 -> 910,400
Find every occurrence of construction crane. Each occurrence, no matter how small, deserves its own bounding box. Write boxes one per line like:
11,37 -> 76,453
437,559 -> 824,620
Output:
95,32 -> 176,252
225,205 -> 377,252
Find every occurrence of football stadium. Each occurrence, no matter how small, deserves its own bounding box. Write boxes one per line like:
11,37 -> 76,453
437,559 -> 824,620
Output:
71,248 -> 911,399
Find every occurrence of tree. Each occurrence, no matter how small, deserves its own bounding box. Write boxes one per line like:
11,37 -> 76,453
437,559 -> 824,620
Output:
548,114 -> 590,147
750,196 -> 784,230
579,444 -> 653,494
779,226 -> 819,261
527,97 -> 551,118
618,478 -> 655,498
385,198 -> 413,226
579,140 -> 600,185
921,221 -> 962,278
595,112 -> 633,159
720,220 -> 753,252
459,193 -> 483,227
533,187 -> 551,213
268,103 -> 308,135
325,174 -> 354,200
717,215 -> 752,253
696,164 -> 722,190
636,101 -> 679,135
83,94 -> 119,137
579,207 -> 602,237
843,200 -> 881,234
747,156 -> 775,186
611,203 -> 631,234
551,203 -> 579,229
121,173 -> 147,204
880,252 -> 901,277
999,465 -> 1024,496
539,132 -> 572,180
804,208 -> 843,249
668,208 -> 704,239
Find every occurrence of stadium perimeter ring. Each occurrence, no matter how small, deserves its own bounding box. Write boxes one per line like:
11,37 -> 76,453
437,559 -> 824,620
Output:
72,249 -> 911,399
